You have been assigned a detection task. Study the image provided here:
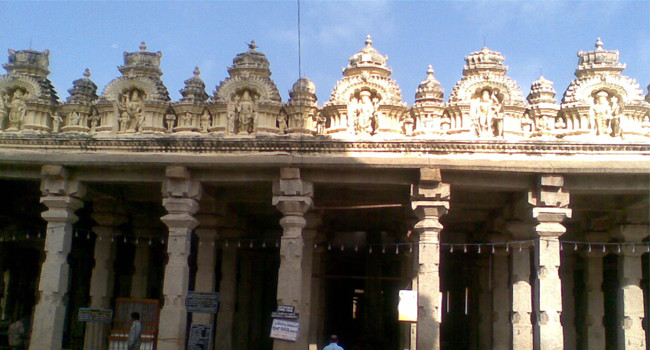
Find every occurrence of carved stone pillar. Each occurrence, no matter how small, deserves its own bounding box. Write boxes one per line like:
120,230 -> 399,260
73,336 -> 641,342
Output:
560,249 -> 576,350
492,248 -> 510,350
308,234 -> 327,349
411,168 -> 450,350
531,175 -> 571,350
477,259 -> 492,350
580,236 -> 606,350
272,168 -> 313,350
299,213 -> 320,350
615,224 -> 648,349
507,221 -> 534,350
30,165 -> 85,350
156,166 -> 201,350
84,198 -> 126,350
130,225 -> 153,299
192,199 -> 219,325
215,228 -> 240,350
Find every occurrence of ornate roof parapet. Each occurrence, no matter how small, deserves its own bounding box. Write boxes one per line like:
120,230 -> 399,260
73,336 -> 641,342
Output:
415,65 -> 444,104
323,36 -> 407,138
96,43 -> 170,135
343,35 -> 391,78
575,38 -> 625,78
525,76 -> 560,138
66,69 -> 98,104
179,67 -> 209,104
0,48 -> 59,133
227,40 -> 272,78
118,42 -> 163,78
559,39 -> 650,140
412,65 -> 445,137
285,77 -> 318,135
463,47 -> 508,77
209,42 -> 282,136
58,69 -> 98,134
447,47 -> 526,139
172,67 -> 210,134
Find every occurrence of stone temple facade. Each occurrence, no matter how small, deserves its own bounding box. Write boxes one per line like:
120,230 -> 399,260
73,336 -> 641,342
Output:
0,37 -> 648,350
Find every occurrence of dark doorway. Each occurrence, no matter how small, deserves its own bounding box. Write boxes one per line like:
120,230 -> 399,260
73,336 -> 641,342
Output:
322,244 -> 403,350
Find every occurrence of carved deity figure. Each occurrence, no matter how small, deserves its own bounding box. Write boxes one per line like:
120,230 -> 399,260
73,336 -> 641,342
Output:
235,91 -> 256,134
8,89 -> 27,129
165,114 -> 176,133
118,90 -> 145,132
51,112 -> 63,132
69,111 -> 81,126
521,111 -> 534,135
470,88 -> 502,137
182,113 -> 192,127
609,96 -> 622,137
352,91 -> 378,135
589,91 -> 613,136
277,111 -> 287,133
315,113 -> 326,135
90,110 -> 100,133
200,110 -> 211,132
0,93 -> 8,130
402,113 -> 414,136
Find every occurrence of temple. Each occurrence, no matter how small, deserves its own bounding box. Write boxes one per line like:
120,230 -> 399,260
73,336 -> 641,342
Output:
0,36 -> 649,350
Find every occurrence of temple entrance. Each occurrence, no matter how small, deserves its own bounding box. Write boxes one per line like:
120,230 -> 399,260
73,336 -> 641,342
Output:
321,238 -> 405,350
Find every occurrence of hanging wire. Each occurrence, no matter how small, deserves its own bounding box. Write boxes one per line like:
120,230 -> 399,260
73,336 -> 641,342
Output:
297,0 -> 302,78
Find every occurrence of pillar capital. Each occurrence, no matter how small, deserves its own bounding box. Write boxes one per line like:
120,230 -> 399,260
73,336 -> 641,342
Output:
614,224 -> 649,243
273,167 -> 314,216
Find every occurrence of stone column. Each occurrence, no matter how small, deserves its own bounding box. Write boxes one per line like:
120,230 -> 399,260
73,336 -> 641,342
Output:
215,229 -> 240,350
272,168 -> 313,350
411,168 -> 450,350
84,198 -> 126,350
299,213 -> 320,350
192,198 -> 219,325
130,226 -> 152,299
477,259 -> 492,350
531,174 -> 571,350
308,234 -> 326,350
491,248 -> 510,350
157,166 -> 201,350
30,165 -> 85,350
560,249 -> 576,350
507,222 -> 533,350
615,224 -> 648,349
580,238 -> 606,350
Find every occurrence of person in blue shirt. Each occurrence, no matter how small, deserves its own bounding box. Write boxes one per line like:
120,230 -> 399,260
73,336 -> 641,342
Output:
323,334 -> 344,350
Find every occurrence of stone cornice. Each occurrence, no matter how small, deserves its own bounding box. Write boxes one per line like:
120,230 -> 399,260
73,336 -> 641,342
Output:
0,133 -> 649,155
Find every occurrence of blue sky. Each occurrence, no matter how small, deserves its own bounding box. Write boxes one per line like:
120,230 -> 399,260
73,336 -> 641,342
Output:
1,1 -> 648,104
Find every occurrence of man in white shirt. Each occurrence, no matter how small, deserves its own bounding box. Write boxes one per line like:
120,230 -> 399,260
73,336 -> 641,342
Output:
323,334 -> 344,350
127,312 -> 142,350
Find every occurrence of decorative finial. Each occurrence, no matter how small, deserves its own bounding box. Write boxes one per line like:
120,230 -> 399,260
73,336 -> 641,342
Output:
139,41 -> 147,51
83,68 -> 91,79
193,66 -> 200,77
427,65 -> 434,76
247,40 -> 258,51
595,37 -> 604,50
539,66 -> 543,77
365,35 -> 372,47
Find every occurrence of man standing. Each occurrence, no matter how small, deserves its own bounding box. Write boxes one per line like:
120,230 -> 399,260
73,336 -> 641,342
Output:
323,334 -> 344,350
127,312 -> 142,350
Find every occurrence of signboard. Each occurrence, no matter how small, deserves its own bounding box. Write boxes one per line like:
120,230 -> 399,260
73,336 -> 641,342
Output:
271,311 -> 299,319
398,290 -> 418,322
272,305 -> 298,319
187,323 -> 213,350
78,308 -> 113,324
186,291 -> 219,314
270,319 -> 299,342
277,305 -> 294,313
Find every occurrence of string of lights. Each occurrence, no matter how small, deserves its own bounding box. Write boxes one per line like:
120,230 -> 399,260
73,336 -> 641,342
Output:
1,228 -> 649,255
